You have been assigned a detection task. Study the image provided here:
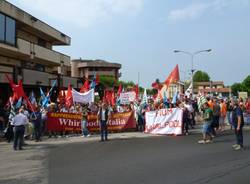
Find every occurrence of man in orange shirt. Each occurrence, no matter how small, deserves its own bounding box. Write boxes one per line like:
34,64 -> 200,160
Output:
219,99 -> 227,131
207,97 -> 214,110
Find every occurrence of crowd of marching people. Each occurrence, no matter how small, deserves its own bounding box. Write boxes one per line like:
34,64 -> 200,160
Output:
0,93 -> 250,151
1,63 -> 249,151
198,96 -> 250,151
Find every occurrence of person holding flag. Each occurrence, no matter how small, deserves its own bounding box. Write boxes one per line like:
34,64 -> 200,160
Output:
30,105 -> 42,142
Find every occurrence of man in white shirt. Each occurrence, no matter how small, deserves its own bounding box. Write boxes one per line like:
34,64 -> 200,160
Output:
12,107 -> 28,150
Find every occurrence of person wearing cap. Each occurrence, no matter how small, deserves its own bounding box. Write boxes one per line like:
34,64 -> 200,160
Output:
11,107 -> 28,150
232,99 -> 245,150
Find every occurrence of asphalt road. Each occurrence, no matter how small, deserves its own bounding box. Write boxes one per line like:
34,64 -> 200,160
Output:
49,131 -> 250,184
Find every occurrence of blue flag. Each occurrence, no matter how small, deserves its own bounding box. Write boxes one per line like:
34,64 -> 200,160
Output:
15,97 -> 22,109
40,80 -> 57,108
48,80 -> 57,96
172,91 -> 179,104
90,80 -> 96,89
163,90 -> 167,103
40,88 -> 49,107
29,91 -> 37,105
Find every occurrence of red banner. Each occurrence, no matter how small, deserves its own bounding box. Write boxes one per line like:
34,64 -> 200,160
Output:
47,112 -> 82,132
47,111 -> 137,132
87,111 -> 137,132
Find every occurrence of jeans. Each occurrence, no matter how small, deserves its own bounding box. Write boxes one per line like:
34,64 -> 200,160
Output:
34,124 -> 41,141
182,119 -> 189,134
227,112 -> 232,125
234,124 -> 243,147
203,121 -> 212,134
137,115 -> 145,132
13,125 -> 25,150
82,120 -> 89,137
100,120 -> 108,141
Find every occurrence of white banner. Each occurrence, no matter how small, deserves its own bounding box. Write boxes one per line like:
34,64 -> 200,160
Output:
119,92 -> 136,104
72,88 -> 94,104
145,108 -> 183,135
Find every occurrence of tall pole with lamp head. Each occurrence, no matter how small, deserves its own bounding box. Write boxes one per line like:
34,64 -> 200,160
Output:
174,49 -> 212,97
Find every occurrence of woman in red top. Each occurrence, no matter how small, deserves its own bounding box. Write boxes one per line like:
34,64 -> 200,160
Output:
245,98 -> 250,114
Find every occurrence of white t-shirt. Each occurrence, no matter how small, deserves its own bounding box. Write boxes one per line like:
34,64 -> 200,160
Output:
184,104 -> 194,113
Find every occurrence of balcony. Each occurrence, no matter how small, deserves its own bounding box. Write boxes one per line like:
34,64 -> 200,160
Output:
34,43 -> 70,66
0,38 -> 70,66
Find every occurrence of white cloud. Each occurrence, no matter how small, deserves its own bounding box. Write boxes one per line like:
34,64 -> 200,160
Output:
168,3 -> 209,22
167,0 -> 250,22
10,0 -> 144,28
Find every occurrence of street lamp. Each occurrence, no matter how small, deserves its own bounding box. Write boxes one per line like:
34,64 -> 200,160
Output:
174,49 -> 212,96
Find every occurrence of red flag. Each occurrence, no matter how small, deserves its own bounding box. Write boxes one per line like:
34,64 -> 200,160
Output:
5,74 -> 35,111
111,90 -> 115,106
151,82 -> 163,90
104,90 -> 110,104
6,75 -> 26,101
134,84 -> 139,100
65,85 -> 73,108
96,74 -> 100,85
104,89 -> 115,106
165,64 -> 180,87
80,79 -> 90,93
58,90 -> 66,105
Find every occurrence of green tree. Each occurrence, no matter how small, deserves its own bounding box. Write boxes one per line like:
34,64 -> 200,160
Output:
118,80 -> 136,89
231,83 -> 243,96
99,75 -> 116,88
193,70 -> 210,82
242,75 -> 250,93
98,75 -> 144,95
231,76 -> 250,96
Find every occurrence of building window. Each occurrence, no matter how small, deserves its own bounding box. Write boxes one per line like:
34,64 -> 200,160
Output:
38,38 -> 47,48
5,17 -> 16,45
0,14 -> 4,41
0,13 -> 16,46
22,62 -> 45,72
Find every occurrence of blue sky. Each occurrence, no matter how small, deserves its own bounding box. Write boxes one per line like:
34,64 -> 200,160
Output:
8,0 -> 250,88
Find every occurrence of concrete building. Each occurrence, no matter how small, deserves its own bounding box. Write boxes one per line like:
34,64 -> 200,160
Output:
0,0 -> 78,103
194,81 -> 231,97
71,59 -> 122,80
